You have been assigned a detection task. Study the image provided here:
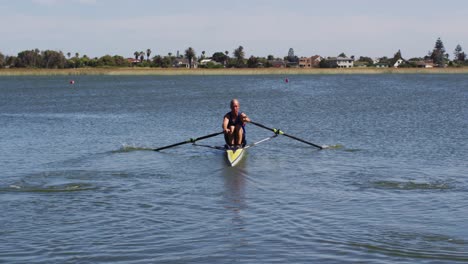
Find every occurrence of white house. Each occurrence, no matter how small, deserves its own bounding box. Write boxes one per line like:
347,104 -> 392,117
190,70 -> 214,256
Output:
327,57 -> 354,68
173,58 -> 198,68
393,59 -> 404,68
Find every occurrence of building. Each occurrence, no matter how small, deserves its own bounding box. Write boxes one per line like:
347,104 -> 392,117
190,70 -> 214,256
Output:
173,58 -> 198,68
127,58 -> 141,65
268,60 -> 286,68
199,59 -> 222,68
327,57 -> 354,68
416,60 -> 435,68
299,55 -> 322,68
393,59 -> 404,68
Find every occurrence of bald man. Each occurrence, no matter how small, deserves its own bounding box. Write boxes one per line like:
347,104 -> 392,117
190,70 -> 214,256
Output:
222,99 -> 250,147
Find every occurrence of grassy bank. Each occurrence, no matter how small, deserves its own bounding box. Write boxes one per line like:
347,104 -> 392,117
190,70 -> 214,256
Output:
1,67 -> 468,76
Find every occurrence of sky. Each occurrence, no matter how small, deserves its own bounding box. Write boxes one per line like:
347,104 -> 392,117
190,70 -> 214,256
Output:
1,0 -> 467,59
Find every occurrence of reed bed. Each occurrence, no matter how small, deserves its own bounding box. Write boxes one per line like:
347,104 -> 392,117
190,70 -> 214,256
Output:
1,67 -> 467,76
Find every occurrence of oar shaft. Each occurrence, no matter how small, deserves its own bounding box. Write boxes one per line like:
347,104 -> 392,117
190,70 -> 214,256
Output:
153,141 -> 189,151
250,121 -> 322,149
283,133 -> 323,149
154,131 -> 223,151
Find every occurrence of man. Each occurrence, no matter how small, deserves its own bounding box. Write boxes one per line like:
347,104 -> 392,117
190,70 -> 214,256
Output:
223,99 -> 250,147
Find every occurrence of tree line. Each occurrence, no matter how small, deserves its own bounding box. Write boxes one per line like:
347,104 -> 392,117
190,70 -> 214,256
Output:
0,38 -> 466,69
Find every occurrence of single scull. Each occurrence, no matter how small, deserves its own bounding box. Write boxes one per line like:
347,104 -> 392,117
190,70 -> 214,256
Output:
153,120 -> 324,166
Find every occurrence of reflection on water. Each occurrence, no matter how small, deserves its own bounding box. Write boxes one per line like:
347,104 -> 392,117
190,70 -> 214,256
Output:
222,162 -> 248,225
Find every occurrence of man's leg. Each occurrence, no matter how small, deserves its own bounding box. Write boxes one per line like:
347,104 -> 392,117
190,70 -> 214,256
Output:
225,126 -> 235,146
235,125 -> 244,146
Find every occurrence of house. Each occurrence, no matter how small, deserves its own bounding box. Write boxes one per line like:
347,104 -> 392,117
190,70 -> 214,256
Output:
353,61 -> 369,67
268,60 -> 286,68
327,57 -> 354,68
393,59 -> 404,68
375,63 -> 389,68
127,58 -> 140,65
299,55 -> 322,68
173,58 -> 198,68
199,59 -> 213,65
416,60 -> 434,68
199,59 -> 222,68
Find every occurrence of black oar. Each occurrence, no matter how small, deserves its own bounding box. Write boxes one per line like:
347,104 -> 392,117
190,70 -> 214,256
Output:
249,121 -> 323,149
154,131 -> 223,151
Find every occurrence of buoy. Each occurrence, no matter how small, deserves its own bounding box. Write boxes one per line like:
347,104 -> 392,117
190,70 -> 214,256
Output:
70,80 -> 75,84
285,78 -> 289,83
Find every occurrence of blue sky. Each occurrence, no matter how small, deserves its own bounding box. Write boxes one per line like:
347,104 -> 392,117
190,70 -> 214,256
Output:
1,0 -> 467,59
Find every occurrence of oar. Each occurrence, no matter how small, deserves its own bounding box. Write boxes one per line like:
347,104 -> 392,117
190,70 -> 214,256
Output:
154,131 -> 223,151
249,121 -> 323,149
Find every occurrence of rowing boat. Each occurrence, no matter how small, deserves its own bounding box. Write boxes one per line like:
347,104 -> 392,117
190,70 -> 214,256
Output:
153,120 -> 324,166
225,146 -> 245,167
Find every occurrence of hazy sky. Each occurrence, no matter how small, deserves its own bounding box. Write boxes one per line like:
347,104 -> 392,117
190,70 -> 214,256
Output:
1,0 -> 467,59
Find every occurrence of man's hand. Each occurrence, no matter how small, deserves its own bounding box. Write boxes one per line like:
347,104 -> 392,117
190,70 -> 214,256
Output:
241,113 -> 251,123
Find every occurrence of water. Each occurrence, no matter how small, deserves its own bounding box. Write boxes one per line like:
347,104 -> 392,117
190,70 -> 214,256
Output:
0,74 -> 467,263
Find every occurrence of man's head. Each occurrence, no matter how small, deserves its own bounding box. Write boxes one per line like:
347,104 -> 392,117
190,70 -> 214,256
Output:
230,99 -> 240,114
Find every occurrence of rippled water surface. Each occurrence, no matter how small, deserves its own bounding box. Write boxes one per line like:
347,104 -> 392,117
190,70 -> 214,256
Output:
1,74 -> 467,263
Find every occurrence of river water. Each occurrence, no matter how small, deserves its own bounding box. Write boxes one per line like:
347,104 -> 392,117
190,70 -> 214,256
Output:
0,74 -> 467,263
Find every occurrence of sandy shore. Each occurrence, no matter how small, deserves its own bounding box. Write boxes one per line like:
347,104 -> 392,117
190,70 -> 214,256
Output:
1,67 -> 468,76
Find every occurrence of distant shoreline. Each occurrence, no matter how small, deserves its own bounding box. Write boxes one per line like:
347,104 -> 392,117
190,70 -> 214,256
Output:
1,67 -> 468,76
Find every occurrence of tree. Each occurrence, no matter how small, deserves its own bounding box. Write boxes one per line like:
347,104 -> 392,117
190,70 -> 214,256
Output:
6,56 -> 17,67
247,56 -> 259,68
97,55 -> 115,67
146,49 -> 151,62
358,56 -> 374,66
390,49 -> 403,66
338,52 -> 347,58
185,47 -> 196,68
16,49 -> 42,68
0,52 -> 5,67
67,52 -> 71,59
153,55 -> 173,68
134,51 -> 139,61
288,48 -> 294,61
267,55 -> 275,61
453,44 -> 465,62
139,51 -> 145,63
41,50 -> 66,69
212,52 -> 227,63
319,59 -> 335,68
233,46 -> 245,67
431,37 -> 447,67
113,55 -> 129,67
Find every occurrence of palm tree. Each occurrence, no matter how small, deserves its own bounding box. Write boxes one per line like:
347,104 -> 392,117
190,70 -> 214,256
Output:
146,49 -> 151,62
224,50 -> 229,66
139,51 -> 145,62
75,52 -> 79,58
134,51 -> 139,61
185,47 -> 196,68
67,52 -> 71,59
